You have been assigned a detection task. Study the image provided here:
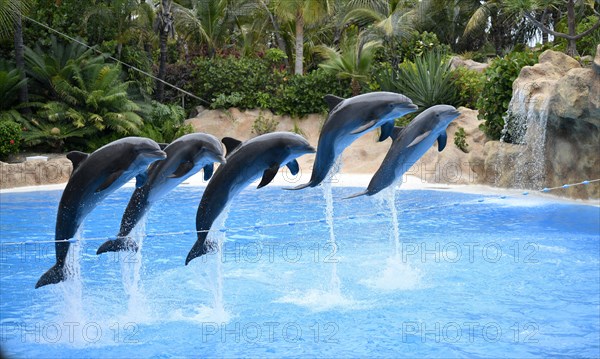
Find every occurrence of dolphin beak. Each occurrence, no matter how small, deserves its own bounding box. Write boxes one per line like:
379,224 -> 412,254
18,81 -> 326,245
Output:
151,150 -> 167,160
216,155 -> 226,164
402,103 -> 419,112
306,145 -> 316,154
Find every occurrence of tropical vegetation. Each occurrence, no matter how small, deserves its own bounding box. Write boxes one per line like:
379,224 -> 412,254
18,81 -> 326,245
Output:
0,0 -> 598,155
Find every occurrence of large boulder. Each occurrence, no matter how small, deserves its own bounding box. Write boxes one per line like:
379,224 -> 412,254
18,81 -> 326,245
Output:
450,56 -> 489,73
482,50 -> 599,199
0,157 -> 72,189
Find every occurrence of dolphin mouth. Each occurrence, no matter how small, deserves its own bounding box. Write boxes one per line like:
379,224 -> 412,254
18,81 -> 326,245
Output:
305,145 -> 316,154
402,103 -> 419,111
150,150 -> 168,160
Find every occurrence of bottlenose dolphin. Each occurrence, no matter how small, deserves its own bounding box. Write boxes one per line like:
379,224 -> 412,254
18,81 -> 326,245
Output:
347,105 -> 461,198
185,132 -> 315,265
96,133 -> 226,255
35,137 -> 167,288
288,92 -> 417,190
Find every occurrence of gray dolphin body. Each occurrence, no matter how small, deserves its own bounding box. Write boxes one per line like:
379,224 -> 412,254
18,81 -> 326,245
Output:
348,105 -> 461,198
35,137 -> 167,288
185,132 -> 315,265
289,92 -> 417,189
96,133 -> 226,255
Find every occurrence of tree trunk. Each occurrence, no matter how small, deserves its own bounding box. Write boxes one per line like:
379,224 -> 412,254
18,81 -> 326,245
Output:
294,9 -> 304,75
259,0 -> 289,69
350,78 -> 361,96
157,31 -> 168,102
541,11 -> 549,44
490,12 -> 502,55
14,11 -> 30,115
566,0 -> 577,56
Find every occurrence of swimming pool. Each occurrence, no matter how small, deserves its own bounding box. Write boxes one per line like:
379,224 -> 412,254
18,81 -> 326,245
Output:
1,185 -> 599,358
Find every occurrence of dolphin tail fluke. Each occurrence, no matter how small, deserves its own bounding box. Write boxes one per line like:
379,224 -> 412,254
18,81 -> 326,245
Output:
284,181 -> 314,191
35,264 -> 65,289
344,190 -> 369,199
185,240 -> 215,265
96,238 -> 139,255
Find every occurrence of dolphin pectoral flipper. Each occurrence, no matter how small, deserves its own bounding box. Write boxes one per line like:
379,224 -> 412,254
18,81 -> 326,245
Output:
95,170 -> 125,193
136,172 -> 148,188
222,137 -> 242,156
66,151 -> 89,173
168,161 -> 195,178
437,132 -> 447,151
258,163 -> 280,189
286,159 -> 299,175
324,94 -> 345,111
35,264 -> 65,289
407,131 -> 431,148
203,163 -> 214,181
379,122 -> 395,142
350,120 -> 378,135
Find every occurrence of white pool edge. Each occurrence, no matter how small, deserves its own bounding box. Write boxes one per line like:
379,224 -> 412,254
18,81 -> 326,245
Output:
1,172 -> 599,207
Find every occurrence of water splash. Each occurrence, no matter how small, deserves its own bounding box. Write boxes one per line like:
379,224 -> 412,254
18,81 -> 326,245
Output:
367,187 -> 422,291
119,219 -> 150,321
499,87 -> 551,189
322,180 -> 341,295
183,206 -> 231,323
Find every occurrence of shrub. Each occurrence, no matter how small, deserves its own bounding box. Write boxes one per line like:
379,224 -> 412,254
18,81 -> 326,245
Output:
454,127 -> 469,153
139,101 -> 193,143
251,112 -> 279,136
476,51 -> 538,140
452,67 -> 485,109
375,50 -> 458,112
0,121 -> 22,160
272,70 -> 352,117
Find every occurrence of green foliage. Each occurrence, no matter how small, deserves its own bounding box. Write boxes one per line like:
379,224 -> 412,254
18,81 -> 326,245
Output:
555,15 -> 600,57
264,48 -> 288,65
0,60 -> 28,124
454,126 -> 469,153
139,101 -> 193,143
375,50 -> 458,112
377,31 -> 451,65
189,57 -> 351,117
476,51 -> 538,140
271,70 -> 352,117
452,67 -> 485,109
24,37 -> 146,151
0,121 -> 22,160
251,112 -> 279,136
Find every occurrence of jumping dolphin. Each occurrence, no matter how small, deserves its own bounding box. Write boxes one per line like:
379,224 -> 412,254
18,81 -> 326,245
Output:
288,92 -> 417,190
35,137 -> 167,288
185,132 -> 315,265
96,133 -> 226,255
347,105 -> 461,198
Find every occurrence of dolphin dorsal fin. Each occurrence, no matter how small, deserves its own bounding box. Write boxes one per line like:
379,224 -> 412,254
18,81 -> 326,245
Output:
66,151 -> 89,174
323,94 -> 345,111
222,137 -> 242,157
391,126 -> 405,141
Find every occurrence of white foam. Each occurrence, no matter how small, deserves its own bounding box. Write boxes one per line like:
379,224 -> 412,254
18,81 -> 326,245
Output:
275,288 -> 366,312
361,255 -> 423,291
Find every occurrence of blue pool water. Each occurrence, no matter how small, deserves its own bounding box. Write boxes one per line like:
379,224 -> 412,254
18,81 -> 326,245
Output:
1,186 -> 599,358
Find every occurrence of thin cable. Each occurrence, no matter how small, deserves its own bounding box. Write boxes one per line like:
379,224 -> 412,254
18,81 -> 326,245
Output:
22,15 -> 211,105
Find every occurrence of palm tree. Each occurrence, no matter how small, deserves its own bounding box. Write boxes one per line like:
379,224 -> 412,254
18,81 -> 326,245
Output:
0,0 -> 32,112
154,0 -> 176,102
504,0 -> 600,56
272,0 -> 334,75
316,30 -> 381,95
0,60 -> 28,123
85,0 -> 154,58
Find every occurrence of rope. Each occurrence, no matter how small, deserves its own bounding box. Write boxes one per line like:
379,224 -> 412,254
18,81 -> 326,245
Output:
0,179 -> 598,247
22,16 -> 211,105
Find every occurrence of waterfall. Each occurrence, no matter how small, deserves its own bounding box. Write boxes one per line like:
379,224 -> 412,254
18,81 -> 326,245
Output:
499,86 -> 551,189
